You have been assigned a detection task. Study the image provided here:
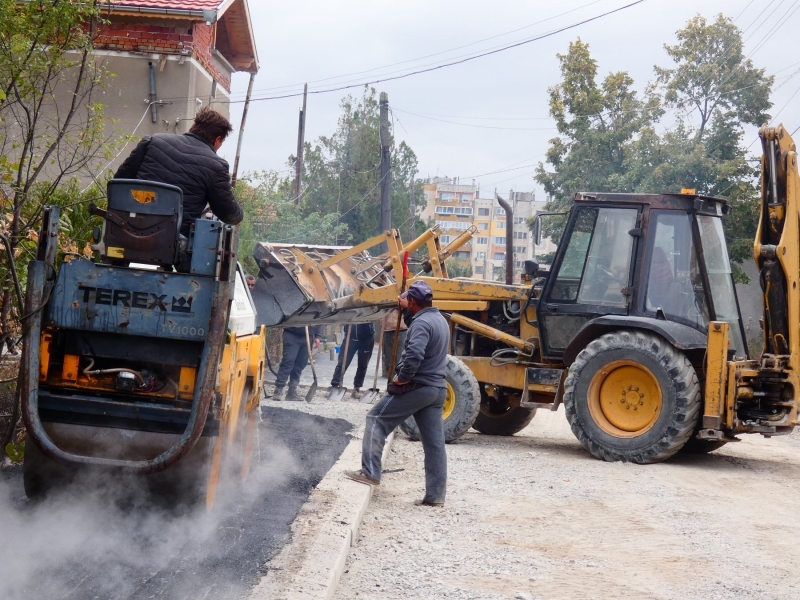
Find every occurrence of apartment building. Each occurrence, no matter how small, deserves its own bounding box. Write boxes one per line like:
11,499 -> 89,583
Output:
423,177 -> 476,263
421,177 -> 555,282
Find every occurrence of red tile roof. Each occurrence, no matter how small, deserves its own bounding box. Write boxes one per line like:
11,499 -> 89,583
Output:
109,1 -> 223,11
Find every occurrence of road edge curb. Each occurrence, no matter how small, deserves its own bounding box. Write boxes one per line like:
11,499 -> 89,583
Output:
250,426 -> 395,600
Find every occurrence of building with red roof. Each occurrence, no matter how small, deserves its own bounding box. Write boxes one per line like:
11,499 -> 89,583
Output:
92,0 -> 258,152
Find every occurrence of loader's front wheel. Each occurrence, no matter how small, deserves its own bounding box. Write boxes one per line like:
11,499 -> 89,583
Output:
472,388 -> 537,436
400,355 -> 480,443
564,331 -> 700,464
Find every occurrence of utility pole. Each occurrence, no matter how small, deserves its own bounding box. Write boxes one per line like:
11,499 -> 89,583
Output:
293,83 -> 308,205
379,92 -> 391,250
409,175 -> 416,241
231,72 -> 255,187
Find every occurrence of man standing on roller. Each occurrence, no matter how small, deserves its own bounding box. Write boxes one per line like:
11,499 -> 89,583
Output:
344,281 -> 449,506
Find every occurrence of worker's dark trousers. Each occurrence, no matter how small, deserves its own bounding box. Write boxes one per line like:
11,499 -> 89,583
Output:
331,336 -> 374,388
362,385 -> 447,504
381,331 -> 407,376
275,331 -> 308,390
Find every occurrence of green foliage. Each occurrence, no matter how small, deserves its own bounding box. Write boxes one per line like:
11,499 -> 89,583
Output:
445,258 -> 472,278
302,88 -> 420,243
235,88 -> 422,273
536,15 -> 771,279
4,441 -> 23,463
235,171 -> 350,273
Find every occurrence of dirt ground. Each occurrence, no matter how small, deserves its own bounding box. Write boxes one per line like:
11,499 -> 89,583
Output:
335,408 -> 800,600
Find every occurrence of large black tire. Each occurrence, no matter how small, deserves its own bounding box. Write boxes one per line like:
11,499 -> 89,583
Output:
400,355 -> 480,443
472,388 -> 537,436
564,331 -> 701,464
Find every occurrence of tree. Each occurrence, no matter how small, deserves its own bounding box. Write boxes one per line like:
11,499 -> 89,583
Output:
301,88 -> 420,245
0,0 -> 118,352
535,15 -> 772,282
535,39 -> 660,224
445,258 -> 472,278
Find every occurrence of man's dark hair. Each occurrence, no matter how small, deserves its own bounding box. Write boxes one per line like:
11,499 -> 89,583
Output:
190,107 -> 233,145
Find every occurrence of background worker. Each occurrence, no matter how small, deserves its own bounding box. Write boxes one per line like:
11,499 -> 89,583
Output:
115,107 -> 243,236
274,326 -> 322,401
329,322 -> 375,399
381,308 -> 407,377
345,281 -> 449,506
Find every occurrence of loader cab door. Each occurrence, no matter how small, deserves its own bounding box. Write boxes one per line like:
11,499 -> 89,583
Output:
538,205 -> 640,359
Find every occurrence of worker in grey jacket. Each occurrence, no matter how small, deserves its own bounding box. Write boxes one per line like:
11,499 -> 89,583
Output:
345,281 -> 450,506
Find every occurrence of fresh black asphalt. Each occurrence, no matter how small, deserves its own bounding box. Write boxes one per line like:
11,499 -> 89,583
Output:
0,406 -> 353,600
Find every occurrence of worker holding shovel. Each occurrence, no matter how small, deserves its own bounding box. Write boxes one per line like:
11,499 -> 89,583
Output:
344,281 -> 450,507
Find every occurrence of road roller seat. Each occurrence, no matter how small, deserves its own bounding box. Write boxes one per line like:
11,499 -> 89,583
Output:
91,179 -> 184,267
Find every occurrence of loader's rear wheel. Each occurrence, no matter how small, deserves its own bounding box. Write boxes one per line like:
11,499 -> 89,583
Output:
564,331 -> 700,464
400,355 -> 480,443
472,388 -> 537,436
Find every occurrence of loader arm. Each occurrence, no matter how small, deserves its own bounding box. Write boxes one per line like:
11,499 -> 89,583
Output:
698,125 -> 800,439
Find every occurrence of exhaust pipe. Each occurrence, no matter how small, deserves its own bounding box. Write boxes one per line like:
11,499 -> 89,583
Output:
148,61 -> 157,123
496,193 -> 514,285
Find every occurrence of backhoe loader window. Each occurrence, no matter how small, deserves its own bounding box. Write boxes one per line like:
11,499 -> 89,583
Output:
696,215 -> 746,358
549,208 -> 597,301
577,208 -> 637,306
645,212 -> 709,330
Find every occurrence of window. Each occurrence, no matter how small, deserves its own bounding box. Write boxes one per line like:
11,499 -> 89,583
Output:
475,266 -> 484,274
494,236 -> 506,245
436,220 -> 471,231
453,251 -> 470,260
440,235 -> 453,244
496,221 -> 506,229
436,205 -> 472,216
477,223 -> 488,230
478,208 -> 490,216
515,261 -> 523,268
549,207 -> 637,307
515,246 -> 527,254
495,207 -> 505,215
476,237 -> 488,245
475,251 -> 486,259
514,217 -> 525,224
439,192 -> 454,202
494,252 -> 506,260
514,231 -> 528,240
460,193 -> 471,202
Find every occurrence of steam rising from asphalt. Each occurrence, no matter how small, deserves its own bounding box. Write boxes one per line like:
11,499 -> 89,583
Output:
0,410 -> 332,600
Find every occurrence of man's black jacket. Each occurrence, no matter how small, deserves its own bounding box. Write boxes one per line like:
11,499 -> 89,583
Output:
115,133 -> 243,235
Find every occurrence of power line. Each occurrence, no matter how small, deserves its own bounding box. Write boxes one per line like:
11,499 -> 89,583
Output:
220,1 -> 648,105
207,0 -> 611,102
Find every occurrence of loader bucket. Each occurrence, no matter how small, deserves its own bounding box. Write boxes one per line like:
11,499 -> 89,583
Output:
250,241 -> 397,328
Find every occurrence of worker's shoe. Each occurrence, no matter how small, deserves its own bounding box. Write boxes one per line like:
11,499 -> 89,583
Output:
272,386 -> 284,401
285,387 -> 301,402
350,387 -> 362,400
415,499 -> 445,507
344,469 -> 380,486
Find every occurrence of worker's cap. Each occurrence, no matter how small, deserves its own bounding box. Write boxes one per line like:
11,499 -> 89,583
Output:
401,281 -> 433,302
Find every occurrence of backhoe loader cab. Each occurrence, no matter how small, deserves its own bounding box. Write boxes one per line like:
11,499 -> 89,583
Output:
536,192 -> 747,364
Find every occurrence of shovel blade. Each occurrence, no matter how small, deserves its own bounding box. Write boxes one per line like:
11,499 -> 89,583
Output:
359,389 -> 380,404
327,386 -> 348,402
305,382 -> 317,403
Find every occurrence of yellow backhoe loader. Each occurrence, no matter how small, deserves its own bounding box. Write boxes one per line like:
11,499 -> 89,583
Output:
250,124 -> 799,463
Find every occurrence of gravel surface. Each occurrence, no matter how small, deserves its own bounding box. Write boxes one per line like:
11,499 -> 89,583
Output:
335,408 -> 800,600
0,399 -> 353,600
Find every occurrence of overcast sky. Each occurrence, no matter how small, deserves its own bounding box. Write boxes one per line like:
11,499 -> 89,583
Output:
220,0 -> 795,202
